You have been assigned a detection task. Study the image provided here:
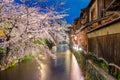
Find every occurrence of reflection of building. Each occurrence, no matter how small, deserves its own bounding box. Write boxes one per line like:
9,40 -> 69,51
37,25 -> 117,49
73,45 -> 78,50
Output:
69,0 -> 120,67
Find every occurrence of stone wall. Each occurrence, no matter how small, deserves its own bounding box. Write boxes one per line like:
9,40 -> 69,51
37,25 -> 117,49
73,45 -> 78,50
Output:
72,51 -> 116,80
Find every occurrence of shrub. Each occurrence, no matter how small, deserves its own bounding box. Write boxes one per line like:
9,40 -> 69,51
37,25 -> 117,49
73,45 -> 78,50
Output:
8,61 -> 16,68
0,47 -> 5,54
33,39 -> 46,46
24,54 -> 33,61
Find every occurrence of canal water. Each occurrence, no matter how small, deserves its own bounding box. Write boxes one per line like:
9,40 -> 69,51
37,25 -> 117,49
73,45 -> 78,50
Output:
0,45 -> 84,80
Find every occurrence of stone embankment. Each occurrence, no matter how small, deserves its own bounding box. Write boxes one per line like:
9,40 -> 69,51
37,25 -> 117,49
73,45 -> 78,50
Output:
72,50 -> 117,80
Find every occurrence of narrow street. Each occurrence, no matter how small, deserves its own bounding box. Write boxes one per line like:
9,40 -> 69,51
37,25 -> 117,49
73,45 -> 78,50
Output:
0,45 -> 84,80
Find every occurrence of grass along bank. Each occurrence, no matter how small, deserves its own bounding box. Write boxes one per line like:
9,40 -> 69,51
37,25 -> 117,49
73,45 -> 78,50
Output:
0,50 -> 42,71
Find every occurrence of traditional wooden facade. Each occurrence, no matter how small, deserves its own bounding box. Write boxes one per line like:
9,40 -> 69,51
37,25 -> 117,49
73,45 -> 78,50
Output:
70,0 -> 120,70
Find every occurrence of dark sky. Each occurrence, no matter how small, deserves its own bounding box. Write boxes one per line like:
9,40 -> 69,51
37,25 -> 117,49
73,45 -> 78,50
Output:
14,0 -> 90,24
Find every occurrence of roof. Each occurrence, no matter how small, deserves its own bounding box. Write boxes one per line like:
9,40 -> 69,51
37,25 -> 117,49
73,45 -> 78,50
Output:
67,26 -> 73,29
87,0 -> 95,8
74,18 -> 79,21
80,8 -> 88,18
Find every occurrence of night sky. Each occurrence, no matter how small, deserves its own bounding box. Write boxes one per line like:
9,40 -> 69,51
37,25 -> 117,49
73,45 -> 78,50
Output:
14,0 -> 90,24
65,0 -> 90,24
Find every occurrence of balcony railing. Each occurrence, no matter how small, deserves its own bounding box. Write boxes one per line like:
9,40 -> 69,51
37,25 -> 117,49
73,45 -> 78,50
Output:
75,13 -> 120,34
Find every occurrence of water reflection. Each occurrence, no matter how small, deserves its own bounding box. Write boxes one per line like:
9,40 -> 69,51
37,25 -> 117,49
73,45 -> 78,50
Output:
0,59 -> 41,80
70,54 -> 84,80
0,45 -> 84,80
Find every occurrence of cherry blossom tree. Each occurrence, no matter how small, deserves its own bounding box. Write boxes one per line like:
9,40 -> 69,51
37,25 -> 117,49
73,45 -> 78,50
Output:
0,0 -> 69,60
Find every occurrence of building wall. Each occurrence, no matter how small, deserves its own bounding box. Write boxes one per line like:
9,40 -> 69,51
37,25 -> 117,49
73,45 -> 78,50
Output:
78,31 -> 88,51
87,22 -> 120,38
99,0 -> 105,17
87,22 -> 120,66
71,0 -> 120,77
89,0 -> 98,21
105,0 -> 113,9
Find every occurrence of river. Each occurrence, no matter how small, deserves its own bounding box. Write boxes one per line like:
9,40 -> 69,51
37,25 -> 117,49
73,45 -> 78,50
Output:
0,45 -> 84,80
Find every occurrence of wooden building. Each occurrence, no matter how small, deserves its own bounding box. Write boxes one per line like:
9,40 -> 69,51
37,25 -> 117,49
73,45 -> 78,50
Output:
70,0 -> 120,68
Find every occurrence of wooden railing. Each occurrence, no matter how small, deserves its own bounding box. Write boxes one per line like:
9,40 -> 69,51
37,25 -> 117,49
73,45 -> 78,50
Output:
86,13 -> 120,33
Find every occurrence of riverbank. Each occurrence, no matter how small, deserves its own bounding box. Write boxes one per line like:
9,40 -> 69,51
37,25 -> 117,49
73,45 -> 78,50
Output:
0,37 -> 56,71
72,50 -> 117,80
0,47 -> 41,71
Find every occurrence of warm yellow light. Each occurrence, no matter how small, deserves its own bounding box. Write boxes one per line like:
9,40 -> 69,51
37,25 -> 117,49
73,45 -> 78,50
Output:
0,31 -> 4,36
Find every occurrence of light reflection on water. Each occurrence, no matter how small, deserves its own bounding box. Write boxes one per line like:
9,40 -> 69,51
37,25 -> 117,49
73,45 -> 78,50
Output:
70,53 -> 84,80
0,45 -> 84,80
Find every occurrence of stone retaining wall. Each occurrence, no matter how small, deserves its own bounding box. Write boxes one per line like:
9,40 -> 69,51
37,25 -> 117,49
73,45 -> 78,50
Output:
73,51 -> 116,80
